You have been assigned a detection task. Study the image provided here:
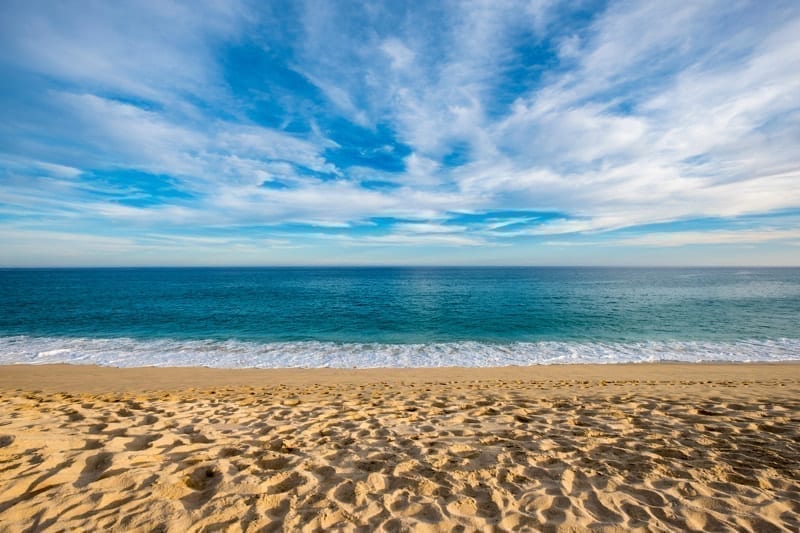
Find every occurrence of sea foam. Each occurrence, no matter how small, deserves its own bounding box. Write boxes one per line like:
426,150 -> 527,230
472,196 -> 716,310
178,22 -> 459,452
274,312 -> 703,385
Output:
0,335 -> 798,368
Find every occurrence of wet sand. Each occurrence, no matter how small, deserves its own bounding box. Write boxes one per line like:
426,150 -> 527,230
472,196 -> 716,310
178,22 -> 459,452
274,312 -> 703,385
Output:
0,363 -> 798,531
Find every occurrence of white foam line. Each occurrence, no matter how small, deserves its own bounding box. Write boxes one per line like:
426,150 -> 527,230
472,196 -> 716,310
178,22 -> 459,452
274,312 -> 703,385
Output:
0,335 -> 798,368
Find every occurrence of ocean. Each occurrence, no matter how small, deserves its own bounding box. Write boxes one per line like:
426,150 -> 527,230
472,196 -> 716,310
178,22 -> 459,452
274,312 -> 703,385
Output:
1,267 -> 798,367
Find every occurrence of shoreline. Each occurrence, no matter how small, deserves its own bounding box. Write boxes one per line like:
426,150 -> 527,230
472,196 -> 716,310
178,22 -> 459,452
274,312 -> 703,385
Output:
1,361 -> 798,393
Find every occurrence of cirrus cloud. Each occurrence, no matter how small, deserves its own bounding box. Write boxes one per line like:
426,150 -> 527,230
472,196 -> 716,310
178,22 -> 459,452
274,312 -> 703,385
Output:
0,0 -> 799,265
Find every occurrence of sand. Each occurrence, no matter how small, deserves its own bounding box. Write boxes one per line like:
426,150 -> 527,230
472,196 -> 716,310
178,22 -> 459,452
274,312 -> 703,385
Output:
0,363 -> 798,532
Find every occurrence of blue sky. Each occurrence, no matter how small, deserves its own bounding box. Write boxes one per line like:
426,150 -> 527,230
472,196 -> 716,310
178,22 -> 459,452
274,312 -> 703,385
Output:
1,0 -> 799,266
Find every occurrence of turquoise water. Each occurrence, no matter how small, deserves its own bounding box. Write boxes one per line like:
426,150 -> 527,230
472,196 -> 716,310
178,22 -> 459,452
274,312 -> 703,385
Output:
1,267 -> 798,367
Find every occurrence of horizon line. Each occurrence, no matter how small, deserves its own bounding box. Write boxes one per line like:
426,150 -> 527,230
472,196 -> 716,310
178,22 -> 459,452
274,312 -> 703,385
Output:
2,264 -> 799,269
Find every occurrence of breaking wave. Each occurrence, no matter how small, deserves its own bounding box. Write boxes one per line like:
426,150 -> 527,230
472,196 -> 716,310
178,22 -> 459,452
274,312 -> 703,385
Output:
1,335 -> 799,368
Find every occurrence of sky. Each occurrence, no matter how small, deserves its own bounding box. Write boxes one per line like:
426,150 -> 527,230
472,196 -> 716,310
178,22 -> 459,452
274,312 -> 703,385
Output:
1,0 -> 799,267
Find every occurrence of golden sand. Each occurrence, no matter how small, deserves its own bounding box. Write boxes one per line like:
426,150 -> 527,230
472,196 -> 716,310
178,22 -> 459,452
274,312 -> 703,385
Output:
0,363 -> 798,531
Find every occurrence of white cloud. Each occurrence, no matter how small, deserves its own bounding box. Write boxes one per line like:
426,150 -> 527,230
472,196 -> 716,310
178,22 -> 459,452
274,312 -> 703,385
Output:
449,0 -> 800,231
380,38 -> 414,71
0,226 -> 303,267
491,218 -> 599,237
340,233 -> 486,247
2,0 -> 800,265
402,153 -> 441,186
34,161 -> 83,179
0,0 -> 248,104
482,217 -> 539,231
554,228 -> 800,248
393,223 -> 466,234
557,34 -> 581,59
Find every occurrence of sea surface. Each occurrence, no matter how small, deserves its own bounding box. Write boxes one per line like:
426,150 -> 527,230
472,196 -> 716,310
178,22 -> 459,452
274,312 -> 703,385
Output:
1,267 -> 799,367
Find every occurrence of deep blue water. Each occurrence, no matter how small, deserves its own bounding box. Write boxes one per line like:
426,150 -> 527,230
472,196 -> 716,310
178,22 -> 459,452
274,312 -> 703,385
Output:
1,267 -> 799,367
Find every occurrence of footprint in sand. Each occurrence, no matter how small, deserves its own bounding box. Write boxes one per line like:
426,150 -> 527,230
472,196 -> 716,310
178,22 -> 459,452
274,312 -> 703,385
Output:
139,414 -> 159,426
88,423 -> 108,434
125,434 -> 162,451
447,497 -> 478,516
180,465 -> 223,510
584,490 -> 623,524
448,443 -> 480,459
355,459 -> 384,473
63,409 -> 85,422
265,471 -> 307,494
218,446 -> 245,458
333,480 -> 357,505
74,452 -> 113,488
183,465 -> 221,491
257,453 -> 292,471
412,503 -> 444,523
83,439 -> 104,450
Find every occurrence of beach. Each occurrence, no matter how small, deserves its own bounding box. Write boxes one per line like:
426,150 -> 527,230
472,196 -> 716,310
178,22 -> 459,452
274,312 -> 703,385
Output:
0,363 -> 798,531
3,0 -> 800,528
